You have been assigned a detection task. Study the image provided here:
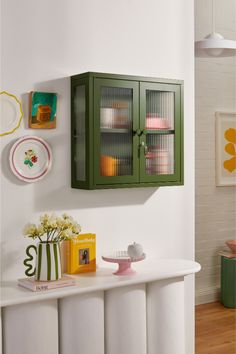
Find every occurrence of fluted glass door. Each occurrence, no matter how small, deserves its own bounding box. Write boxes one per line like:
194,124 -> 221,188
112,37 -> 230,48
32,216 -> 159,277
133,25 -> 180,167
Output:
94,79 -> 139,185
140,82 -> 182,183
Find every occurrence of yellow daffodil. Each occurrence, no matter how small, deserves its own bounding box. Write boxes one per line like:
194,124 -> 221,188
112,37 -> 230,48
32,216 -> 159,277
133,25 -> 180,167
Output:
23,213 -> 81,242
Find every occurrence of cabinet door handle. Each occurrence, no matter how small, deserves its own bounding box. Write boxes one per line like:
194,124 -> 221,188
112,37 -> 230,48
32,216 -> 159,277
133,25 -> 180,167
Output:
141,129 -> 147,136
140,141 -> 148,156
133,129 -> 142,136
134,129 -> 147,136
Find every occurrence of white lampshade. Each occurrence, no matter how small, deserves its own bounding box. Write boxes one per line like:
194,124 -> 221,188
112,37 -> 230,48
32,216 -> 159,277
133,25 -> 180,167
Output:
195,0 -> 236,58
195,32 -> 236,58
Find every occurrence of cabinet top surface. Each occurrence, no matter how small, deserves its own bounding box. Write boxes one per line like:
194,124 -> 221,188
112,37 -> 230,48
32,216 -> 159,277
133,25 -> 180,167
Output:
1,259 -> 200,308
71,71 -> 184,85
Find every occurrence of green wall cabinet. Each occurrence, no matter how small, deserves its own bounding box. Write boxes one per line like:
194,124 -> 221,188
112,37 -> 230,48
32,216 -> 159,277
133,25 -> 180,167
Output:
71,72 -> 184,189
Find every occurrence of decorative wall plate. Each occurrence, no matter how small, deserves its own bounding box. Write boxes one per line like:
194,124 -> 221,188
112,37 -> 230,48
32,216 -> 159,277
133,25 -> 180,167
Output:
0,91 -> 23,137
9,136 -> 52,182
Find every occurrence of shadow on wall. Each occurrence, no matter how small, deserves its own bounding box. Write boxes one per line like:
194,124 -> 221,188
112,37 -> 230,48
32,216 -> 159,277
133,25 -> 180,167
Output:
32,127 -> 158,211
1,141 -> 26,186
0,240 -> 21,276
3,76 -> 158,211
34,183 -> 158,211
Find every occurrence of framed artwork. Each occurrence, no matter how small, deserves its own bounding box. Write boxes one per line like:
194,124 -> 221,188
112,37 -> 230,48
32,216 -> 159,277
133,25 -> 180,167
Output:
215,112 -> 236,186
29,91 -> 57,129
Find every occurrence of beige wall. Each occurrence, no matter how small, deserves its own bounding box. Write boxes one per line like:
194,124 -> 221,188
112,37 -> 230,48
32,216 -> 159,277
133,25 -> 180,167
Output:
195,0 -> 236,304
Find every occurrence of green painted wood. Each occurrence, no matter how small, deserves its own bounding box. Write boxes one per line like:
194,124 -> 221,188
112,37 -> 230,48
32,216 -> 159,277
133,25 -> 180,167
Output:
46,243 -> 51,281
88,75 -> 94,189
145,129 -> 175,135
100,128 -> 131,134
71,72 -> 184,189
36,243 -> 42,280
221,256 -> 236,308
88,181 -> 183,189
71,72 -> 183,86
71,77 -> 93,189
53,243 -> 59,280
180,82 -> 184,185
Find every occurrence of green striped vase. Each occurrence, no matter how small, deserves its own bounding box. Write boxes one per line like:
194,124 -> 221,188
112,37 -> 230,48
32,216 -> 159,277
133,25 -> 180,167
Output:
24,242 -> 62,281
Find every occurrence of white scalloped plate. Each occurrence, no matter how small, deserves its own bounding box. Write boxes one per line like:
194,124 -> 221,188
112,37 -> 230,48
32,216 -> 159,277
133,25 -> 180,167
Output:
9,136 -> 52,182
0,91 -> 23,136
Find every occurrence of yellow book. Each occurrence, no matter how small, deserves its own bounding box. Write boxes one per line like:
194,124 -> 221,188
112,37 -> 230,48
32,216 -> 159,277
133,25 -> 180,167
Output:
66,234 -> 96,274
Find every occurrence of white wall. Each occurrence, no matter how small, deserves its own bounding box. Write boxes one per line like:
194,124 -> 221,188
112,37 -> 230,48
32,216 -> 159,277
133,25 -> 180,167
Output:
195,0 -> 236,304
1,0 -> 195,352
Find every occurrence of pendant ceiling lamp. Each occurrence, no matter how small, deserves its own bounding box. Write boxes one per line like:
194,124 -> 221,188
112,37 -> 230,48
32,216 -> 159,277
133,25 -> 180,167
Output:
195,0 -> 236,57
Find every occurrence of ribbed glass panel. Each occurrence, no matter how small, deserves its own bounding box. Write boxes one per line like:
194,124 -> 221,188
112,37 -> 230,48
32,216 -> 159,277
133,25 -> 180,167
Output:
74,85 -> 86,181
145,134 -> 174,175
100,87 -> 133,176
146,90 -> 174,130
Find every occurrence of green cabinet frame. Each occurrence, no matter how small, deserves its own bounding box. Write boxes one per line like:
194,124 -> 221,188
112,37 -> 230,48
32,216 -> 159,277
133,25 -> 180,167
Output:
71,72 -> 184,190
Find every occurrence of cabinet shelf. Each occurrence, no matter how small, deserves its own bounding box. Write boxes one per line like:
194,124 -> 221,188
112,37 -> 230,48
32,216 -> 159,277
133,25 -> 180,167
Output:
100,128 -> 131,134
146,129 -> 174,135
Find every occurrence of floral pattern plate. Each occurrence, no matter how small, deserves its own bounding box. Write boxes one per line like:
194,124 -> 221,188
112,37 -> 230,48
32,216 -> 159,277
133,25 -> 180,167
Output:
9,136 -> 52,182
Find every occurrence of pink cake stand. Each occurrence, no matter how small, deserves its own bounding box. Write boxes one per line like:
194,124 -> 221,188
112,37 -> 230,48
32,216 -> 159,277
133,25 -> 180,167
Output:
102,252 -> 146,275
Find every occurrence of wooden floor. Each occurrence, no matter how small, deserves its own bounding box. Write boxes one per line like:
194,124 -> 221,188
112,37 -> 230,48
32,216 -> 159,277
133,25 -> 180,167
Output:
196,301 -> 236,354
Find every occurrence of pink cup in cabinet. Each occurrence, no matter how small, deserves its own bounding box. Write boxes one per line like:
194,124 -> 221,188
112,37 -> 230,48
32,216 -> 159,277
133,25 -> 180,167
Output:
146,115 -> 169,129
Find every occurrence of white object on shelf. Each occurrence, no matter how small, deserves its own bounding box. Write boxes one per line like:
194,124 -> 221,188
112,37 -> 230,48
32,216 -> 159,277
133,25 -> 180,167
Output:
127,242 -> 143,258
18,275 -> 76,292
100,108 -> 116,128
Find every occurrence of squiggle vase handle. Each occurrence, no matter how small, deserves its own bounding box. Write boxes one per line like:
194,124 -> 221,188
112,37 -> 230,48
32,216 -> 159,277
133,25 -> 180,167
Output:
23,245 -> 37,277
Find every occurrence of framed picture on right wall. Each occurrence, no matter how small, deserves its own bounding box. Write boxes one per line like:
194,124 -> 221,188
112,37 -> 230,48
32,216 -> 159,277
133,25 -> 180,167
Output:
215,111 -> 236,186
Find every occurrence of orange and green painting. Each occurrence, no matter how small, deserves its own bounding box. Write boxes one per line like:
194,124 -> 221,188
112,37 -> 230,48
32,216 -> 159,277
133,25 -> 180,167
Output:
224,128 -> 236,173
29,91 -> 57,129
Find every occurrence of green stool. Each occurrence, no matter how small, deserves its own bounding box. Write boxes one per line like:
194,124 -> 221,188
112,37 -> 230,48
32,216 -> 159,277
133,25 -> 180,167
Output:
221,256 -> 236,308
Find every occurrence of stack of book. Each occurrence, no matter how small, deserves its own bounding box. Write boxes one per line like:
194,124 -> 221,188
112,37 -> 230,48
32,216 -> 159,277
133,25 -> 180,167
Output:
18,275 -> 76,292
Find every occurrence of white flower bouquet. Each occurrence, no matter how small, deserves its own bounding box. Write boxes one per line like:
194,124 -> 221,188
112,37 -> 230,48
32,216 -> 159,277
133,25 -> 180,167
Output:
23,213 -> 81,243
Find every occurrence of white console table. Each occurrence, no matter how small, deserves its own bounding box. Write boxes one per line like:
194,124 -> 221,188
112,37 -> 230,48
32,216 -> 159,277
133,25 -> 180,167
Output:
0,259 -> 200,354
